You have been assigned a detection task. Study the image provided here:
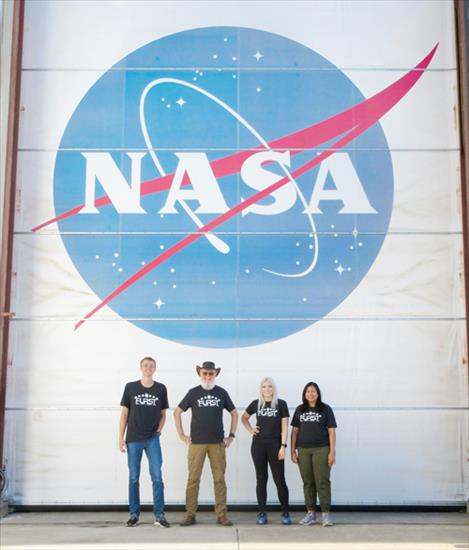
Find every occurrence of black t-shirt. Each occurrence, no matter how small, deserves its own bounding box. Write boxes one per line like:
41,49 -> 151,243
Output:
245,399 -> 289,439
120,380 -> 169,443
291,403 -> 337,448
178,385 -> 235,444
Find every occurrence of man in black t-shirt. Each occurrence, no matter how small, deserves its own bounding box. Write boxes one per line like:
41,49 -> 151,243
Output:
119,356 -> 170,528
174,361 -> 238,527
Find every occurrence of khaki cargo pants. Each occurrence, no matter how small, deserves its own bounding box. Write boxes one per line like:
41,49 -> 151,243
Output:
185,443 -> 227,517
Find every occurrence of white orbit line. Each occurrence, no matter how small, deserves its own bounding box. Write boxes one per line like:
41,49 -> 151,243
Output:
140,80 -> 230,254
139,77 -> 319,278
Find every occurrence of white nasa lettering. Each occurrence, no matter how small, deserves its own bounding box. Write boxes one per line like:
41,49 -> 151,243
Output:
304,153 -> 377,214
80,152 -> 146,214
240,151 -> 296,216
79,151 -> 376,216
159,152 -> 229,214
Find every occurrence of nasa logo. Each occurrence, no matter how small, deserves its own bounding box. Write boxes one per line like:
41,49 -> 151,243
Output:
34,27 -> 436,348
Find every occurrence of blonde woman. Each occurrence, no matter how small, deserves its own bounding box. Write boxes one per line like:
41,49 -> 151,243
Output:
242,377 -> 291,525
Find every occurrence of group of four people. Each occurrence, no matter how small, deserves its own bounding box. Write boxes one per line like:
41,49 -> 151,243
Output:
119,357 -> 337,528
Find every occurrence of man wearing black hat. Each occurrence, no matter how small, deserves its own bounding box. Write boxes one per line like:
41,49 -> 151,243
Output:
174,361 -> 238,526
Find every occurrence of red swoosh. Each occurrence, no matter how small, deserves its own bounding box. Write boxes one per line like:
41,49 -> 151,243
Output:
68,45 -> 438,329
33,45 -> 436,233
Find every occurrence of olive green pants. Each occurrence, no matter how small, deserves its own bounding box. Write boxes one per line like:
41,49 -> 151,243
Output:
186,443 -> 227,517
297,446 -> 331,512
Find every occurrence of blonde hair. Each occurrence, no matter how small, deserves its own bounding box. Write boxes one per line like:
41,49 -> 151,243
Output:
258,377 -> 278,411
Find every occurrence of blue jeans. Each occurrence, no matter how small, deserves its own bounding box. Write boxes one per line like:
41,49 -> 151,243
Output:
127,434 -> 164,518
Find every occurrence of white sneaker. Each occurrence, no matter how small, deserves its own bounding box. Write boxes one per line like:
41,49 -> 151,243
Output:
322,512 -> 333,526
299,511 -> 317,525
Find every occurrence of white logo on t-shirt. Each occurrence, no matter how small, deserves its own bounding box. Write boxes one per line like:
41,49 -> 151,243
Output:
258,407 -> 278,417
134,393 -> 160,406
300,411 -> 322,423
197,395 -> 221,407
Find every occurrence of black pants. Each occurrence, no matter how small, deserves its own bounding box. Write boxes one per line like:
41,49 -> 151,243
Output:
250,437 -> 289,513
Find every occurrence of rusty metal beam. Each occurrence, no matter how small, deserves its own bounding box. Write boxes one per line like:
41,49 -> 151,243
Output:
454,0 -> 469,384
0,0 -> 24,468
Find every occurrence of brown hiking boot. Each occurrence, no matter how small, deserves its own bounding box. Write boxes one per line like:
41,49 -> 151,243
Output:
180,514 -> 196,526
217,515 -> 233,526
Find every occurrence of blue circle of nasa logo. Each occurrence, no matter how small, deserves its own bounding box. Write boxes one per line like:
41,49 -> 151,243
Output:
52,27 -> 393,348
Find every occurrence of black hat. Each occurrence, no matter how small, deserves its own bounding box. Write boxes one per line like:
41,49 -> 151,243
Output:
196,361 -> 221,376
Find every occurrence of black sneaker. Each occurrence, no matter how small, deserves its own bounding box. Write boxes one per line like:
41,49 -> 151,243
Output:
126,516 -> 139,527
154,515 -> 171,528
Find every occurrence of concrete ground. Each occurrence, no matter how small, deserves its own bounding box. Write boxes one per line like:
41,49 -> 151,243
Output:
0,511 -> 468,550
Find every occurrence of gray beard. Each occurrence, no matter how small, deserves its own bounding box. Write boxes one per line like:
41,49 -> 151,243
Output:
200,379 -> 216,390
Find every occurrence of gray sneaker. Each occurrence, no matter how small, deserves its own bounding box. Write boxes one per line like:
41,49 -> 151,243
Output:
299,511 -> 317,525
322,512 -> 333,526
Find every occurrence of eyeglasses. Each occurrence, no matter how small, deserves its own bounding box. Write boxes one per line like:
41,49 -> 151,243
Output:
201,371 -> 216,377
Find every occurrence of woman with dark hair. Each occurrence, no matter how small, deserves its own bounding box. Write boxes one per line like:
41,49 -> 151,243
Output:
290,382 -> 337,527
